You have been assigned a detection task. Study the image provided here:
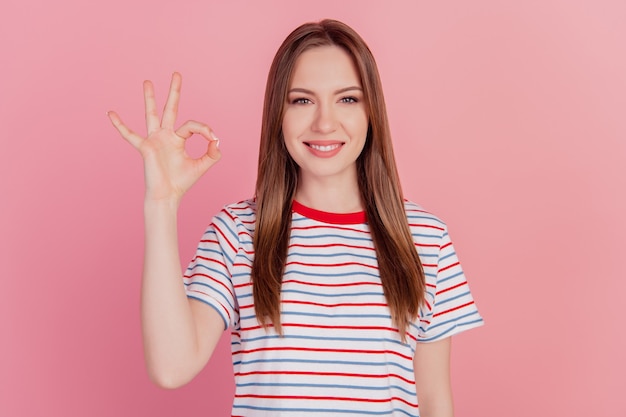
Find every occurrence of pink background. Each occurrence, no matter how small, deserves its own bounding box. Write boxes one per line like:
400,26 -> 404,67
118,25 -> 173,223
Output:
1,0 -> 625,416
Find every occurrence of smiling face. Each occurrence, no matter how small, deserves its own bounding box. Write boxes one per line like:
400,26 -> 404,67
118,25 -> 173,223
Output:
282,45 -> 369,190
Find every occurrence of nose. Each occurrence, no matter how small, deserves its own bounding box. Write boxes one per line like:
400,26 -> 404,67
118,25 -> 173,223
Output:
311,102 -> 338,134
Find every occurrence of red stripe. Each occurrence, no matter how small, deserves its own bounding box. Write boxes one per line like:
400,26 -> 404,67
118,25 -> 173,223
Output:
221,208 -> 236,222
436,281 -> 467,295
234,281 -> 252,289
193,256 -> 227,269
234,346 -> 411,361
291,224 -> 369,234
282,279 -> 382,288
199,238 -> 219,244
283,300 -> 388,308
289,242 -> 374,251
234,370 -> 415,385
438,261 -> 460,273
286,261 -> 378,270
238,300 -> 389,310
234,393 -> 418,407
414,242 -> 440,248
244,322 -> 401,335
408,223 -> 444,231
186,272 -> 234,299
433,301 -> 474,318
214,223 -> 237,253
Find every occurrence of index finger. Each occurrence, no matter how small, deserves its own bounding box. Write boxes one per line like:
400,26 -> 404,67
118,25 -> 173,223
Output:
161,72 -> 182,130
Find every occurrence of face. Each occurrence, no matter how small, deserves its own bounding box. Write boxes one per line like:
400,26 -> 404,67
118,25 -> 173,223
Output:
282,45 -> 368,187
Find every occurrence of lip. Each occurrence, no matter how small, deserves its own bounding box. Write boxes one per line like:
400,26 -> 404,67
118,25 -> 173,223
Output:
304,140 -> 344,158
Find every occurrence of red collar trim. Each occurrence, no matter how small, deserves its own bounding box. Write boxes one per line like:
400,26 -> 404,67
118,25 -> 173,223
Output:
292,200 -> 367,225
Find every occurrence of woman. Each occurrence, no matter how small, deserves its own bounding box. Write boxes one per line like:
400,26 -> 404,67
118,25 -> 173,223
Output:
108,19 -> 483,417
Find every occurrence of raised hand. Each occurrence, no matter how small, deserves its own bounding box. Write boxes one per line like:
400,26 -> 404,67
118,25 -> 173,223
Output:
108,72 -> 221,204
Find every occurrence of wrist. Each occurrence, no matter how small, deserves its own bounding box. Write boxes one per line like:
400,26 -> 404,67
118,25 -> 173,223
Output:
144,195 -> 180,213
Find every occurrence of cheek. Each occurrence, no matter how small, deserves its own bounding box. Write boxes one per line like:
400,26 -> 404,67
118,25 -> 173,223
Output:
349,112 -> 369,138
281,111 -> 302,139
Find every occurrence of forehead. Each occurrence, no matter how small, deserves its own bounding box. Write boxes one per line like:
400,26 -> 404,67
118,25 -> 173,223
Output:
289,45 -> 361,89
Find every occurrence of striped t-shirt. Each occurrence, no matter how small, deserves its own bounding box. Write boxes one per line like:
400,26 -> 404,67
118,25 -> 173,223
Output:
184,199 -> 483,416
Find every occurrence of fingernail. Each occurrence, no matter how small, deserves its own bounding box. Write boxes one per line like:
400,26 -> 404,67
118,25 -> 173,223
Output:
215,139 -> 220,148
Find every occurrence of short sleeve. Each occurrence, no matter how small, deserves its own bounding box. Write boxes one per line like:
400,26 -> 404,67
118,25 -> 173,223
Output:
417,225 -> 484,342
183,208 -> 240,330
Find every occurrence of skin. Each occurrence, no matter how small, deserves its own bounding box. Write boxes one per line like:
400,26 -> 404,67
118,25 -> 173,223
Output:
283,45 -> 368,213
108,73 -> 225,388
108,48 -> 454,416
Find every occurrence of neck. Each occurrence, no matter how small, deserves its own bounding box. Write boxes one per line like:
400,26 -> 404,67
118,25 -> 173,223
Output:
295,171 -> 363,213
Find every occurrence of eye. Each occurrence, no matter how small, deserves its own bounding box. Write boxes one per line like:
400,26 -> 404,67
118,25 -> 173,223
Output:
291,97 -> 312,105
340,96 -> 359,103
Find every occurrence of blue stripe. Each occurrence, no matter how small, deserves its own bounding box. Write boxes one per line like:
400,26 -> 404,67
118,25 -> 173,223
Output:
239,333 -> 410,349
289,251 -> 378,261
291,233 -> 373,242
437,270 -> 464,284
434,290 -> 471,307
411,232 -> 441,239
232,405 -> 415,416
284,269 -> 380,279
239,310 -> 392,321
407,214 -> 445,226
439,251 -> 457,263
237,289 -> 385,300
235,357 -> 414,373
418,316 -> 484,342
214,215 -> 239,245
193,247 -> 224,257
282,289 -> 385,298
184,273 -> 235,312
232,209 -> 255,217
235,381 -> 416,397
186,295 -> 228,330
185,264 -> 232,287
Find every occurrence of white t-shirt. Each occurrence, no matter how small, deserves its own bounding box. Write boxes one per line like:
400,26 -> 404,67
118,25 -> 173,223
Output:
184,199 -> 484,416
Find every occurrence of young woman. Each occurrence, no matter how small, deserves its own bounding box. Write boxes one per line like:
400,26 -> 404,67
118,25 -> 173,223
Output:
108,19 -> 483,417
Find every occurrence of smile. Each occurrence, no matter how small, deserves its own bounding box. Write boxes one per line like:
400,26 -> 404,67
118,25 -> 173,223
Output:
307,143 -> 342,152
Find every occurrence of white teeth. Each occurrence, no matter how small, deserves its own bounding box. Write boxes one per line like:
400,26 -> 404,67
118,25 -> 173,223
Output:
309,143 -> 340,152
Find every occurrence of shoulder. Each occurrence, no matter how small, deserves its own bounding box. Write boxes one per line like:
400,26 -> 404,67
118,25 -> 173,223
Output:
403,200 -> 447,237
213,198 -> 257,225
205,198 -> 257,245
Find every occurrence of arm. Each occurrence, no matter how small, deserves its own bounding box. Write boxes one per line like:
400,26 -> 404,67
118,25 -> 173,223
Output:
414,337 -> 454,417
108,73 -> 224,388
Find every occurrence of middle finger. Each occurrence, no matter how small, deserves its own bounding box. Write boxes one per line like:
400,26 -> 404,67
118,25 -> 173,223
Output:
161,72 -> 182,130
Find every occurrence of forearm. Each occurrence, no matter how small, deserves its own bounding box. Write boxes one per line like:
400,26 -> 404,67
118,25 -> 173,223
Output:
418,395 -> 454,417
141,199 -> 200,387
414,337 -> 454,417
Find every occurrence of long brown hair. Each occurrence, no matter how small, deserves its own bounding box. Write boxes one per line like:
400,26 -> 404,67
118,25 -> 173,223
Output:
253,19 -> 425,340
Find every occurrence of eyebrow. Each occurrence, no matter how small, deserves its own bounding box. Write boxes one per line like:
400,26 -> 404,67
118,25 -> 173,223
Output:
288,86 -> 363,95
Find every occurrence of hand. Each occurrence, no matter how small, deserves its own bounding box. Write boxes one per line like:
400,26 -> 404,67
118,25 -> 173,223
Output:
108,72 -> 221,204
